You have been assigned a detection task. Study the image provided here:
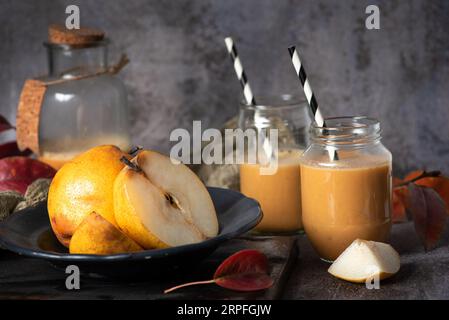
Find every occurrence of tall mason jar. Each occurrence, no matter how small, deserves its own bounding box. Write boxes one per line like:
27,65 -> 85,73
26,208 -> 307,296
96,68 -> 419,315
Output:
300,116 -> 392,262
37,40 -> 131,169
238,94 -> 311,235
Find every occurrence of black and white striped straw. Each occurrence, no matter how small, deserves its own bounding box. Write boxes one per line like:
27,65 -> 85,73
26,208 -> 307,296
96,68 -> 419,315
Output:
225,37 -> 274,163
224,37 -> 257,106
288,46 -> 337,160
288,46 -> 325,127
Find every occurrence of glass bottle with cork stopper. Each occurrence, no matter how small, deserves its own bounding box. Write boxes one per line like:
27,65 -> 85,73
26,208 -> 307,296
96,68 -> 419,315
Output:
16,25 -> 131,169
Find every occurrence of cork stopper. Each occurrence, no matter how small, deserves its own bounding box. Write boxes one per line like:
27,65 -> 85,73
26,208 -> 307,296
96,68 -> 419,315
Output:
48,24 -> 105,46
16,80 -> 47,154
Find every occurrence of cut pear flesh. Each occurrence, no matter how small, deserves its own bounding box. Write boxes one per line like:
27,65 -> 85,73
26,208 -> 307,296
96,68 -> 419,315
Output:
69,212 -> 143,255
119,151 -> 219,248
328,239 -> 400,283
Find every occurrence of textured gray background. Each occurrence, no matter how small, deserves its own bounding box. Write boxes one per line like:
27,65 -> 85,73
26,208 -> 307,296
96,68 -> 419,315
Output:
0,0 -> 448,175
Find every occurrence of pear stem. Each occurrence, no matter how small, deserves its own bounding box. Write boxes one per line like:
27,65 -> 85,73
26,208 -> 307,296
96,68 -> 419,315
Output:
395,170 -> 441,188
164,279 -> 216,294
128,145 -> 143,156
120,156 -> 142,172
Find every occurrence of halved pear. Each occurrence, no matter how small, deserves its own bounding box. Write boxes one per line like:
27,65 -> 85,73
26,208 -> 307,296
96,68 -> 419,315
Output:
114,150 -> 219,249
328,239 -> 400,283
69,212 -> 143,255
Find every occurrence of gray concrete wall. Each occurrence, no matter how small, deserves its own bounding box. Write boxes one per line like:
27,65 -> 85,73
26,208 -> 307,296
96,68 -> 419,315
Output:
1,0 -> 448,175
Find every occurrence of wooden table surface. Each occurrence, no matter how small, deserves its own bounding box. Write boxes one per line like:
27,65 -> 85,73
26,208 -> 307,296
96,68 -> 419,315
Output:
0,222 -> 448,300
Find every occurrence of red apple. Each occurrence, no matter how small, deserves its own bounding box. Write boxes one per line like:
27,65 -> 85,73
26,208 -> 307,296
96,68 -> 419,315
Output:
0,157 -> 56,194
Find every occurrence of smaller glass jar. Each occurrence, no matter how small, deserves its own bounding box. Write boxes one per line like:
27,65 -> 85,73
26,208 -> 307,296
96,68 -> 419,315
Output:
300,116 -> 392,262
37,40 -> 131,169
238,94 -> 311,235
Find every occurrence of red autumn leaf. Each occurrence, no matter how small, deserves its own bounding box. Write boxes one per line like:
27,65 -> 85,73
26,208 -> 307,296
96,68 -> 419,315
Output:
407,183 -> 448,251
392,177 -> 403,187
404,170 -> 424,181
164,249 -> 274,293
0,115 -> 14,133
415,178 -> 449,216
0,156 -> 56,194
402,170 -> 449,216
0,141 -> 32,159
213,249 -> 273,291
393,186 -> 409,223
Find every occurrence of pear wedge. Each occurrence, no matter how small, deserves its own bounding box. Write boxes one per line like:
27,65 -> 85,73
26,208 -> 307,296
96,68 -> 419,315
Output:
114,150 -> 219,249
69,212 -> 143,255
328,239 -> 400,283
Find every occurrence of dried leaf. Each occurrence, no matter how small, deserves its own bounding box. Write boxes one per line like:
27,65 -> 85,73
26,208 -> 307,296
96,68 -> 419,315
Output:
0,190 -> 25,221
164,249 -> 273,293
407,184 -> 448,251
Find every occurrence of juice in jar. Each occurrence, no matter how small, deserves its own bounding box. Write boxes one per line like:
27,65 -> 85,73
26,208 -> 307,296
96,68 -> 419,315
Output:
300,157 -> 391,261
240,149 -> 303,234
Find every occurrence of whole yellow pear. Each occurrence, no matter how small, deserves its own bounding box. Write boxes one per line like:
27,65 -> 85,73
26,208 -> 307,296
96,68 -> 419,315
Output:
69,212 -> 143,255
48,145 -> 129,247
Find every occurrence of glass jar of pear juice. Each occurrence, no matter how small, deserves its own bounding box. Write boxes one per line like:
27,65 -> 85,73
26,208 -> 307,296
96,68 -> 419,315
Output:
238,94 -> 312,235
300,116 -> 392,261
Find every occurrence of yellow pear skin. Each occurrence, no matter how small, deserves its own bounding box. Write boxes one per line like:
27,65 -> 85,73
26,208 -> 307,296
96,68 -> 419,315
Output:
69,212 -> 143,255
48,145 -> 129,247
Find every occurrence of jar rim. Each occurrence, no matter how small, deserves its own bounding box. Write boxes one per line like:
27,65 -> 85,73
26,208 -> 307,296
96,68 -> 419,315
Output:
310,116 -> 381,145
311,116 -> 380,130
239,94 -> 308,111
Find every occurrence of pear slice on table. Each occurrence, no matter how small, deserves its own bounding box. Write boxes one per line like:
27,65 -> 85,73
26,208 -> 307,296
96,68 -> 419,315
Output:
69,212 -> 143,255
328,239 -> 400,283
114,150 -> 219,250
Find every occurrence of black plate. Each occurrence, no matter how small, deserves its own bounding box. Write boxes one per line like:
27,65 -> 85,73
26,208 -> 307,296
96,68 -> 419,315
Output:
0,187 -> 262,278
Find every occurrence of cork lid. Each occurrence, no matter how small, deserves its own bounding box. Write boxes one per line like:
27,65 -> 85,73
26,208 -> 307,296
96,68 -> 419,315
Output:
16,79 -> 47,154
48,24 -> 105,46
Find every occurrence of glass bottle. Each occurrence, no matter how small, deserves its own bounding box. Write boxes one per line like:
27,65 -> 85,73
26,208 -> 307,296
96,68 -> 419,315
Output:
37,40 -> 131,169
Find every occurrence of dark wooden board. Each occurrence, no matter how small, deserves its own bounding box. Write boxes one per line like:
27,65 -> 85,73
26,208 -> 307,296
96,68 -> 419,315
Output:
0,236 -> 298,300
